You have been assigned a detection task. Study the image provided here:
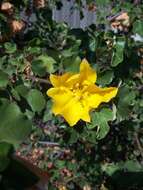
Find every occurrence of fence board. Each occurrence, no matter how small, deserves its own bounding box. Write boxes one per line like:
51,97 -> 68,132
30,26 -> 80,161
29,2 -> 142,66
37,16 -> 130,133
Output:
52,0 -> 96,29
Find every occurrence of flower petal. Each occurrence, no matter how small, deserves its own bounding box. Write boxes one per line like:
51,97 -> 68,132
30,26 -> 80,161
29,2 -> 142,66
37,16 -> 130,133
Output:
60,97 -> 90,126
79,59 -> 97,84
50,73 -> 73,87
86,85 -> 118,108
47,87 -> 90,126
66,74 -> 80,88
47,87 -> 73,114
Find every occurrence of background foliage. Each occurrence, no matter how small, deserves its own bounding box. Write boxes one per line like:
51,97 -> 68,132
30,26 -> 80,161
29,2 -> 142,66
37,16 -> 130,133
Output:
0,0 -> 143,189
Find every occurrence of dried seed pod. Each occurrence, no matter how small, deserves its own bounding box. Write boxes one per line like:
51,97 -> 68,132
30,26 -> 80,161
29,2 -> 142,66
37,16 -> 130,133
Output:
1,2 -> 14,15
111,21 -> 120,29
9,20 -> 25,33
115,12 -> 130,27
140,59 -> 143,65
24,63 -> 32,79
83,185 -> 91,190
138,48 -> 143,58
47,162 -> 54,169
115,12 -> 129,20
110,12 -> 130,33
88,3 -> 97,12
33,0 -> 46,9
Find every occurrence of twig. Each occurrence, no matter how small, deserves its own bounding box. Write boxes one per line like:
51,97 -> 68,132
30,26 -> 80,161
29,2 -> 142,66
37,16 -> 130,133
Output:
38,141 -> 60,147
28,76 -> 51,84
65,175 -> 86,184
65,176 -> 79,183
134,132 -> 143,160
134,0 -> 141,5
107,11 -> 125,22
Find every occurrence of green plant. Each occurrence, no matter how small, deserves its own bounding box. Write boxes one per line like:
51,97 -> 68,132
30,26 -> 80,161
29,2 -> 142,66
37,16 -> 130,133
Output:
0,0 -> 143,189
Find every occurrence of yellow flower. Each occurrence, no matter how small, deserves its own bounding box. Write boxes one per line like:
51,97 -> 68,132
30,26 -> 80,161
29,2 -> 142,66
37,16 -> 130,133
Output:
47,59 -> 118,126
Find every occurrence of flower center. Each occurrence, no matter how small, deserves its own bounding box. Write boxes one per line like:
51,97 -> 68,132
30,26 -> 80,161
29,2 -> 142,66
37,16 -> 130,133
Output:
71,82 -> 89,103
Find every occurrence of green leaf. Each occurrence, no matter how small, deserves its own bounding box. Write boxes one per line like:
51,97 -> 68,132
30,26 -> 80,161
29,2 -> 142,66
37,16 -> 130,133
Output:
0,99 -> 32,145
101,108 -> 114,121
96,0 -> 109,6
97,70 -> 114,85
25,109 -> 35,120
0,142 -> 12,172
55,160 -> 66,169
96,118 -> 110,140
89,38 -> 97,52
61,40 -> 81,58
124,160 -> 143,172
102,160 -> 143,177
117,86 -> 136,121
62,56 -> 81,73
69,129 -> 79,143
4,42 -> 17,54
32,55 -> 56,76
27,89 -> 46,112
87,108 -> 113,139
85,131 -> 98,143
26,46 -> 41,54
111,38 -> 125,67
102,163 -> 121,176
43,100 -> 53,122
11,88 -> 21,101
0,70 -> 9,88
15,85 -> 29,98
133,20 -> 143,36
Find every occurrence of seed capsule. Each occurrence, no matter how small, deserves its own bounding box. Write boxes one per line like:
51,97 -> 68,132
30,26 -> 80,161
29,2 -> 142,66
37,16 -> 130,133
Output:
9,20 -> 25,33
1,2 -> 14,15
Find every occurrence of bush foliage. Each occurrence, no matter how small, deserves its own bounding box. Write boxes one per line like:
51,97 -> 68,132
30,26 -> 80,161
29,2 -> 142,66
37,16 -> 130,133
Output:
0,0 -> 143,189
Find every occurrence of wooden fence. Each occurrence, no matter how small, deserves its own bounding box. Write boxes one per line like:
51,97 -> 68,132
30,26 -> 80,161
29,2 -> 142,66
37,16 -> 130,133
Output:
52,0 -> 96,29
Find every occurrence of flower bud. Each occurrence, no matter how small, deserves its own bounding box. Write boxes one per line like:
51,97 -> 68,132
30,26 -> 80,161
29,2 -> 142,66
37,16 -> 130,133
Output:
34,0 -> 46,9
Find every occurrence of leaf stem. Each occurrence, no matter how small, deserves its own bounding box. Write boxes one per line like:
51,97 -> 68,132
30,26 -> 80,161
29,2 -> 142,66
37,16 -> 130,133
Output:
28,76 -> 51,84
134,132 -> 143,160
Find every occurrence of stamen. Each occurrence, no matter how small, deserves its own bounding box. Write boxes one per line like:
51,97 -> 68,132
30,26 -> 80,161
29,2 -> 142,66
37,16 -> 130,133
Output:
75,82 -> 80,88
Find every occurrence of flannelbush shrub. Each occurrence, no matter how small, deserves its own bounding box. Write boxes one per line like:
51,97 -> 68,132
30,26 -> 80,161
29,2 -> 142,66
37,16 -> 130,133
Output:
0,0 -> 143,189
